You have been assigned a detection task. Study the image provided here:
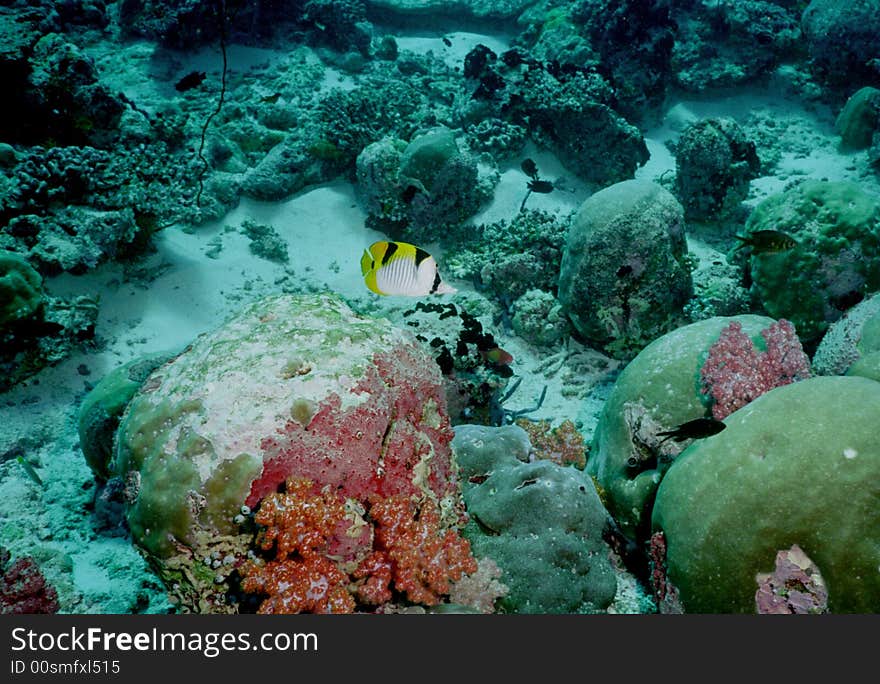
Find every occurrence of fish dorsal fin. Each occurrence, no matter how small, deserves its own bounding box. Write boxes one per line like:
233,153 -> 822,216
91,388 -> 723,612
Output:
414,247 -> 431,266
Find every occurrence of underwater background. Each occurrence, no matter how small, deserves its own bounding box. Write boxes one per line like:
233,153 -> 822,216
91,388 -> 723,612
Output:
1,0 -> 879,615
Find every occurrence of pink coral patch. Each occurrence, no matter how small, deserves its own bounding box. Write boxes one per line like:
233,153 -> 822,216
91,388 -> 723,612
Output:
247,345 -> 456,508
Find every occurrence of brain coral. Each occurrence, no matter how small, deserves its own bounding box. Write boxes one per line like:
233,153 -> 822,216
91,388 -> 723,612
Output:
112,293 -> 462,612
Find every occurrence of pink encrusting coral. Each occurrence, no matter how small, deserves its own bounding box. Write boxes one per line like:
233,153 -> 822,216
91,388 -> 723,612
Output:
0,546 -> 59,614
700,319 -> 811,419
248,344 -> 457,508
755,544 -> 828,614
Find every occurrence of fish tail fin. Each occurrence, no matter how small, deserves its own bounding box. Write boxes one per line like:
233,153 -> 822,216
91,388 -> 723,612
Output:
435,281 -> 457,295
733,235 -> 749,250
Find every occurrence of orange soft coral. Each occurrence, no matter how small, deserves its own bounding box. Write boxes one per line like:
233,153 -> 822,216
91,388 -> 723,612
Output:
241,556 -> 355,614
362,496 -> 478,606
241,477 -> 355,614
252,477 -> 346,560
242,478 -> 478,612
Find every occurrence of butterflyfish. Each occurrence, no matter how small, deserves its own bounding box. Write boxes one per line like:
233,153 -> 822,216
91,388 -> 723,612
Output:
361,241 -> 457,296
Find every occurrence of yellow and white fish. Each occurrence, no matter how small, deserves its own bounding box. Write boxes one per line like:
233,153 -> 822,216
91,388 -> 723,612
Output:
361,240 -> 457,296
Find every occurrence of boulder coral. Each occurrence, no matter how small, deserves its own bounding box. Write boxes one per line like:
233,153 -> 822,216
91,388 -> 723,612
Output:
558,179 -> 693,359
743,180 -> 880,341
813,291 -> 880,381
112,293 -> 466,612
653,376 -> 880,613
453,424 -> 617,613
587,314 -> 777,539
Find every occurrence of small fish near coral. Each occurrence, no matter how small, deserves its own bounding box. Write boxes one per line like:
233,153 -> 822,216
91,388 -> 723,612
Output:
479,345 -> 514,367
733,230 -> 797,254
657,417 -> 726,444
519,158 -> 554,211
175,71 -> 207,92
361,240 -> 457,296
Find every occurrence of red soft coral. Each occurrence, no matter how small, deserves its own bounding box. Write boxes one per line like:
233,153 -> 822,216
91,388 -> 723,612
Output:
700,319 -> 811,420
241,556 -> 355,614
0,547 -> 59,615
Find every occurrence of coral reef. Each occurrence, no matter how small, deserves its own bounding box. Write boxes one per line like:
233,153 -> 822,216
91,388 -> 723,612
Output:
813,291 -> 880,377
458,43 -> 648,186
802,0 -> 880,88
511,289 -> 571,348
453,424 -> 617,613
446,209 -> 570,306
672,1 -> 802,92
673,117 -> 761,222
743,180 -> 880,341
587,314 -> 776,539
569,0 -> 676,119
558,179 -> 693,359
355,127 -> 497,243
700,319 -> 811,420
653,376 -> 880,613
836,87 -> 880,152
1,250 -> 98,391
111,293 -> 464,612
0,546 -> 60,614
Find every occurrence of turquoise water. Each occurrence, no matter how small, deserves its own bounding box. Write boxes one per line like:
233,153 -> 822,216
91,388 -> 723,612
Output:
1,0 -> 879,615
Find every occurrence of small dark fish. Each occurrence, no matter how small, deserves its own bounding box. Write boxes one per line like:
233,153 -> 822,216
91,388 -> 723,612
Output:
734,230 -> 797,254
401,184 -> 419,203
521,158 -> 539,179
261,92 -> 282,104
442,36 -> 452,47
657,417 -> 726,444
527,179 -> 554,194
175,70 -> 206,92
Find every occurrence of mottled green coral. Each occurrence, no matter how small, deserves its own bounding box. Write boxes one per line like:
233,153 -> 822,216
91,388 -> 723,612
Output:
836,87 -> 880,152
653,376 -> 880,613
745,180 -> 880,341
78,352 -> 176,480
587,314 -> 776,539
454,424 -> 616,613
0,250 -> 42,330
558,180 -> 693,359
